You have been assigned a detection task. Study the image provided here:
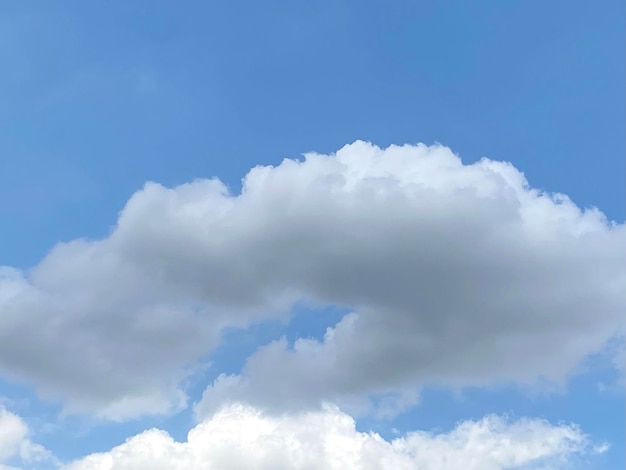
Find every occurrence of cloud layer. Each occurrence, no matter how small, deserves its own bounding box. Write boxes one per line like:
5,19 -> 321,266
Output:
0,141 -> 624,419
63,403 -> 603,470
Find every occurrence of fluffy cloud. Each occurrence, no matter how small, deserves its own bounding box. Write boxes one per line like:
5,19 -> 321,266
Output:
63,404 -> 603,470
0,406 -> 26,463
0,405 -> 55,469
1,141 -> 624,419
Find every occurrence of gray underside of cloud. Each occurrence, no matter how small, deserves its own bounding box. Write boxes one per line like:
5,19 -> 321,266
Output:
0,141 -> 624,420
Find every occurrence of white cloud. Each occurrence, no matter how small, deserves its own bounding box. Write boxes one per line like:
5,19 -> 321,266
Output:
0,405 -> 56,469
0,141 -> 624,419
0,406 -> 27,462
63,404 -> 604,470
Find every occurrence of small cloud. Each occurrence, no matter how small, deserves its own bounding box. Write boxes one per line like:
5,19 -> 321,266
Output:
0,404 -> 57,468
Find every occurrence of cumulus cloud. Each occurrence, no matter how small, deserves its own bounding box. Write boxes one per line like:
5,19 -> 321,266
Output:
62,404 -> 603,470
0,406 -> 26,463
0,405 -> 56,469
0,141 -> 624,419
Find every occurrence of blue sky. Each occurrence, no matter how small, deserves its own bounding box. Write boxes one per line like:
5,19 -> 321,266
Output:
0,1 -> 624,469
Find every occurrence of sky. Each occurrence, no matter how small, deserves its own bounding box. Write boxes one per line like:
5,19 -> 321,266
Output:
0,1 -> 624,469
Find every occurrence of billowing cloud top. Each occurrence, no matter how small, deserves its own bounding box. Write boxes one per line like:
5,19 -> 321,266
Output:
63,404 -> 601,470
0,141 -> 624,420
